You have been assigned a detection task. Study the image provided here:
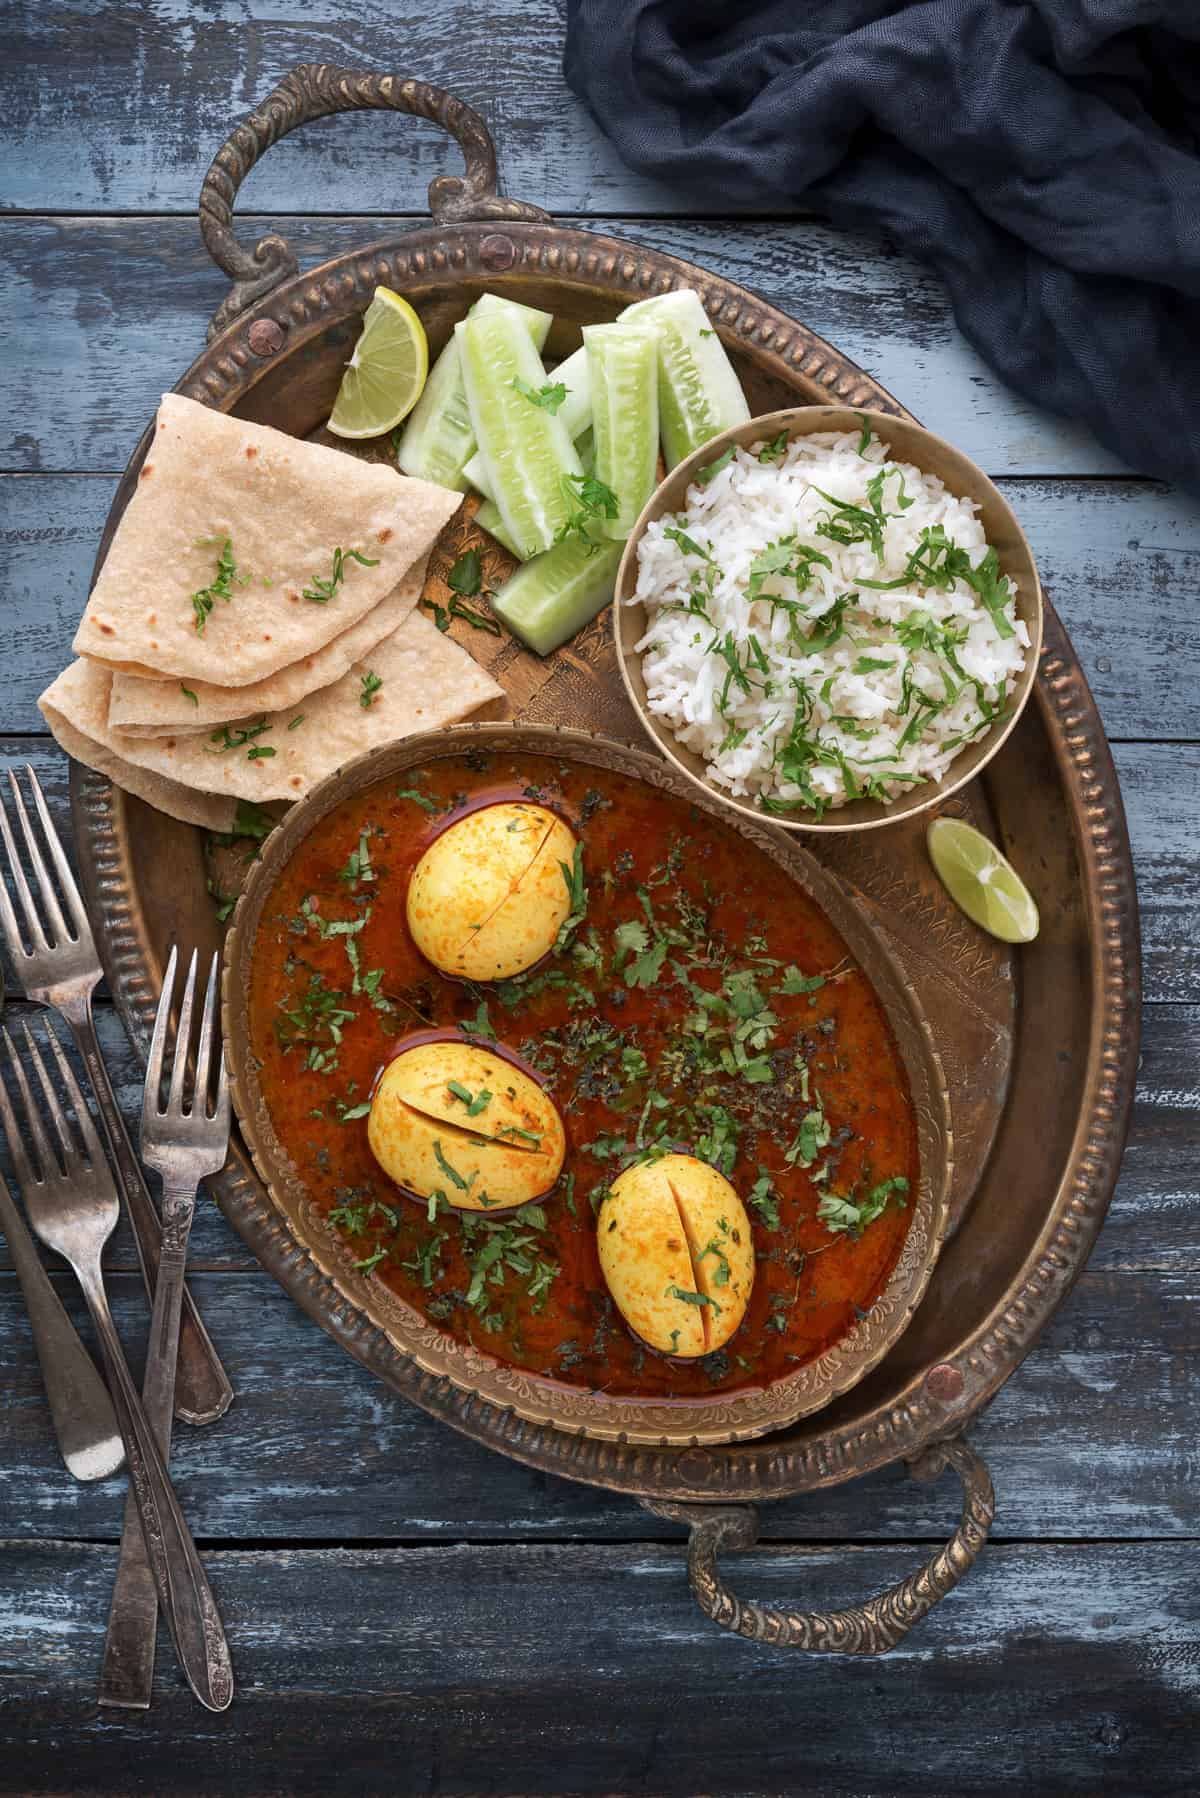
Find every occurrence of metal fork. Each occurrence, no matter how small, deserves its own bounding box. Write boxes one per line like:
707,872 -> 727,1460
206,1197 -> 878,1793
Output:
0,765 -> 231,1426
99,948 -> 231,1711
0,1163 -> 124,1482
0,1018 -> 233,1711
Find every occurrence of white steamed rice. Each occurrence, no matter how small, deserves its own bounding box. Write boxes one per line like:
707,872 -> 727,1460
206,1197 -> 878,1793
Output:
630,427 -> 1030,815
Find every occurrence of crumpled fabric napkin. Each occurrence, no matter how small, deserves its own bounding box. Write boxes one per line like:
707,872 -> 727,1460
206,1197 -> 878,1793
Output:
565,0 -> 1200,490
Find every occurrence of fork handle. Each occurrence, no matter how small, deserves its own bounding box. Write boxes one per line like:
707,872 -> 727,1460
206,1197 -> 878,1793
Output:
0,1176 -> 124,1483
60,1000 -> 233,1427
74,1257 -> 234,1712
98,1180 -> 196,1709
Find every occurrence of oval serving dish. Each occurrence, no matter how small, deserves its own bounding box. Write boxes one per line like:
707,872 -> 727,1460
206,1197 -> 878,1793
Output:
222,724 -> 953,1447
615,407 -> 1044,835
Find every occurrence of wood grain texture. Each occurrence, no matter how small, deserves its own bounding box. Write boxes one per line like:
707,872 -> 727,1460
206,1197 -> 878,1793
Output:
0,215 -> 1132,477
0,1259 -> 1195,1546
1,1539 -> 1197,1793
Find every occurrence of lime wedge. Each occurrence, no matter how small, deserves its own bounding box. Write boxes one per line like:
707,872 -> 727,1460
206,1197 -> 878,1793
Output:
327,287 -> 429,440
927,818 -> 1040,943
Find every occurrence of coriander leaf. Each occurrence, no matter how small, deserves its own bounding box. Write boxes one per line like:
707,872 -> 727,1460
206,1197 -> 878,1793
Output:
613,918 -> 649,959
206,878 -> 236,923
447,548 -> 483,597
856,413 -> 873,455
853,655 -> 895,674
778,967 -> 826,996
758,430 -> 789,464
696,445 -> 734,485
396,786 -> 438,813
359,670 -> 383,709
191,537 -> 240,635
664,524 -> 713,562
625,936 -> 668,989
461,999 -> 496,1040
432,1139 -> 472,1193
512,376 -> 567,414
180,683 -> 199,706
302,545 -> 380,604
665,1282 -> 723,1314
448,595 -> 502,635
555,842 -> 588,952
747,1173 -> 780,1231
421,597 -> 451,632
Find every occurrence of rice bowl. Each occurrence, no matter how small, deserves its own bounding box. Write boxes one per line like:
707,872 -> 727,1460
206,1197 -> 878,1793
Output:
627,420 -> 1032,821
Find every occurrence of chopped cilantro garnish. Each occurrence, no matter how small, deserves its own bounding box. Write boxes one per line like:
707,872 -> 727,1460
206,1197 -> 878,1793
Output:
512,377 -> 567,414
302,545 -> 380,605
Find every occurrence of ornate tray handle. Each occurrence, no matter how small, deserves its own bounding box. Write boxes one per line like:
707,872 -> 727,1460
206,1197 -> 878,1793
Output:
642,1437 -> 994,1654
199,63 -> 549,338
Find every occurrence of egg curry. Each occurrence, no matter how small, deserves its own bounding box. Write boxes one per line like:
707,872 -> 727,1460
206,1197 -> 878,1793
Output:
248,749 -> 917,1396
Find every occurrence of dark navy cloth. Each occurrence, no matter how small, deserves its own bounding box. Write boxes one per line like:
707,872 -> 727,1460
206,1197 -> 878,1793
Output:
564,1 -> 1200,491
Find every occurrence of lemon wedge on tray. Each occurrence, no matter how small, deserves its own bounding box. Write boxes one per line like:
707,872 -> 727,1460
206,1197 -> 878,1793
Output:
327,287 -> 429,440
927,817 -> 1040,944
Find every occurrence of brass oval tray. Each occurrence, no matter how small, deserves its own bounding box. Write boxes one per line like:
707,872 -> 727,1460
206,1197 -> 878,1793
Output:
69,65 -> 1141,1655
221,725 -> 953,1448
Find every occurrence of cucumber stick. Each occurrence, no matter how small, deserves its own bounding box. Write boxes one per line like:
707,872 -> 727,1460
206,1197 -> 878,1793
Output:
397,294 -> 551,490
456,311 -> 583,558
461,344 -> 593,500
620,288 -> 749,469
550,344 -> 592,441
491,536 -> 623,656
583,324 -> 658,540
474,498 -> 524,560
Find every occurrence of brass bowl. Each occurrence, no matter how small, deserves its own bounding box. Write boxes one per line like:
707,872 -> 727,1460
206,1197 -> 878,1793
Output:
615,406 -> 1044,835
222,723 -> 953,1447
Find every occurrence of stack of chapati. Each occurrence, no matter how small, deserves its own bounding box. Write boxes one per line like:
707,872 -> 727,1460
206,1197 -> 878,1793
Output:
39,394 -> 505,831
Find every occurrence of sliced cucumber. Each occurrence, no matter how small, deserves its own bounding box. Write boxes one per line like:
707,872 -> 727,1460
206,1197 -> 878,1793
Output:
462,342 -> 592,501
474,497 -> 526,560
456,311 -> 583,559
552,344 -> 592,441
491,536 -> 623,656
583,323 -> 659,541
463,450 -> 497,502
620,289 -> 749,469
397,293 -> 552,490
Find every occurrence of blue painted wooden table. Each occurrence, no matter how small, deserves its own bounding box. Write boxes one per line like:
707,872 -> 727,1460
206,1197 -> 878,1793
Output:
2,7 -> 1198,1792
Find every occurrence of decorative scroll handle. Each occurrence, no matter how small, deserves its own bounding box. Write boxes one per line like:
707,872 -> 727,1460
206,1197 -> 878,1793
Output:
643,1436 -> 994,1655
199,63 -> 549,338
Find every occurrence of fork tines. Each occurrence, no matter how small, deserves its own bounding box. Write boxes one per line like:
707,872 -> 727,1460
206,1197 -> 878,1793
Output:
0,766 -> 92,967
0,1018 -> 112,1192
142,947 -> 230,1171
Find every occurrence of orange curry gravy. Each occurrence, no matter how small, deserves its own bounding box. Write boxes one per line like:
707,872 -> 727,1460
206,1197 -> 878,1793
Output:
248,749 -> 917,1398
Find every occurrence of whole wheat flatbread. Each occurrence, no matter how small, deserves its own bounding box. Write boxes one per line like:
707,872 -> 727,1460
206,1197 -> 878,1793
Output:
74,394 -> 462,686
107,553 -> 431,736
39,686 -> 238,831
41,612 -> 506,811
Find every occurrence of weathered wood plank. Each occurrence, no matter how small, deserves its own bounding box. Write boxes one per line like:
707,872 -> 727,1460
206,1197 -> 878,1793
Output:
1,214 -> 1129,476
4,469 -> 1197,743
0,0 -> 688,219
0,1260 -> 1194,1545
1,1539 -> 1197,1793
